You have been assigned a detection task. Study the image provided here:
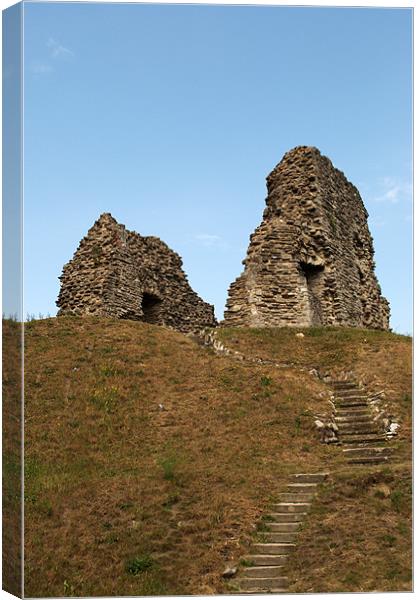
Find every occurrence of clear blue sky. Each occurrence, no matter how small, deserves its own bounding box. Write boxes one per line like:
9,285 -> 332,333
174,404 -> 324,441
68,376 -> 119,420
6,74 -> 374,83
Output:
21,2 -> 412,333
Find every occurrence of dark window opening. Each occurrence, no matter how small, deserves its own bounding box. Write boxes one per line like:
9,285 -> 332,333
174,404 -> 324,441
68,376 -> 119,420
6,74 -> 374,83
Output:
141,293 -> 163,324
300,262 -> 325,326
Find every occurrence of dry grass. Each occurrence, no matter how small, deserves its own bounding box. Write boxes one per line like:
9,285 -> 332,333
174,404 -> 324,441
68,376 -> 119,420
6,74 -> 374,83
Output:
2,319 -> 23,596
24,317 -> 343,597
22,318 -> 412,596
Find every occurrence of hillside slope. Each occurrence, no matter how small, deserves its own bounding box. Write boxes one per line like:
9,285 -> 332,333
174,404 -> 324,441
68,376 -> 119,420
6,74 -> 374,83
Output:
22,318 -> 411,596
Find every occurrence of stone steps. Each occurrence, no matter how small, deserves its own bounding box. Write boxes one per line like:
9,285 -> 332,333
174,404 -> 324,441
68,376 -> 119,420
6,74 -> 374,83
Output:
338,425 -> 380,435
276,492 -> 314,502
330,378 -> 395,466
258,532 -> 298,543
243,565 -> 285,578
335,412 -> 371,420
332,381 -> 396,465
335,415 -> 371,423
340,433 -> 387,444
346,455 -> 390,465
330,380 -> 358,386
244,555 -> 288,566
232,472 -> 328,593
238,587 -> 288,594
334,407 -> 370,416
334,399 -> 369,408
266,512 -> 307,522
334,390 -> 364,397
342,446 -> 393,456
289,472 -> 329,484
251,543 -> 296,555
268,522 -> 301,532
286,482 -> 318,491
236,576 -> 289,591
270,502 -> 311,513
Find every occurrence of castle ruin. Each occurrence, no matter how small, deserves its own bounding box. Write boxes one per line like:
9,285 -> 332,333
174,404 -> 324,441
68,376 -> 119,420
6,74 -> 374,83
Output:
56,213 -> 216,332
224,146 -> 390,329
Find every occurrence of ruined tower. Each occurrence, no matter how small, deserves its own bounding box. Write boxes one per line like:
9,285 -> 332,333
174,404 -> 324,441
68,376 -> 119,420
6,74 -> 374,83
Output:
224,146 -> 390,329
57,213 -> 216,332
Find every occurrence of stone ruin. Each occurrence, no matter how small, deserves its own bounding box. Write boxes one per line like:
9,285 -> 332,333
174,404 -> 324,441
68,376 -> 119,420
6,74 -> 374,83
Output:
224,146 -> 390,330
56,213 -> 216,333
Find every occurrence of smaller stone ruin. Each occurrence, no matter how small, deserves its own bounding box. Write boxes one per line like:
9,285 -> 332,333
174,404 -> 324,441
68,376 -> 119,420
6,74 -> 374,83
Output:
56,213 -> 216,333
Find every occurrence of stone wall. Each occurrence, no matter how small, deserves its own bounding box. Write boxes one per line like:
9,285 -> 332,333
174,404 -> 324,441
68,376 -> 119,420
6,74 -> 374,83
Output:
57,213 -> 216,332
224,146 -> 390,329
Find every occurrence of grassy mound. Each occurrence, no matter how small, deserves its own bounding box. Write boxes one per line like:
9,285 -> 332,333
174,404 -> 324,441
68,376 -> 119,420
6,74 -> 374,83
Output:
20,318 -> 411,596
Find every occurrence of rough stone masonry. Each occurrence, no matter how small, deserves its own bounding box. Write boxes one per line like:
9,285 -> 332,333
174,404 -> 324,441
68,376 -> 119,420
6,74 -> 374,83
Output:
56,213 -> 216,332
224,146 -> 390,329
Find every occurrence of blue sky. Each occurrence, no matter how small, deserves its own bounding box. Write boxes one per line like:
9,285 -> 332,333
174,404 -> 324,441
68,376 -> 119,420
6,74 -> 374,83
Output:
21,2 -> 412,332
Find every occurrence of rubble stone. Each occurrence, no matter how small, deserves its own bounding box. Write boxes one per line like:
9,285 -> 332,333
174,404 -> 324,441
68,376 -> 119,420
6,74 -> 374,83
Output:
56,213 -> 216,333
224,146 -> 389,329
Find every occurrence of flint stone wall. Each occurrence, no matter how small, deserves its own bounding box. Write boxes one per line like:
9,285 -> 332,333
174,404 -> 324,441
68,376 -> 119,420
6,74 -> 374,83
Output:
57,213 -> 216,333
224,146 -> 390,329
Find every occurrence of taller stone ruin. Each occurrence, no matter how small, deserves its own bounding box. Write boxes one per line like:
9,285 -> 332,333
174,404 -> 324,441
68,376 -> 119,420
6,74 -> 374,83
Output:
57,213 -> 216,333
224,146 -> 390,329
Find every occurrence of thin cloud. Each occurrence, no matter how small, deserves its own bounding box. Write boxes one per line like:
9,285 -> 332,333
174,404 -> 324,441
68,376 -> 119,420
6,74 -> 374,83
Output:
193,233 -> 227,249
369,217 -> 386,229
47,37 -> 74,59
372,177 -> 412,204
29,60 -> 54,75
28,38 -> 74,77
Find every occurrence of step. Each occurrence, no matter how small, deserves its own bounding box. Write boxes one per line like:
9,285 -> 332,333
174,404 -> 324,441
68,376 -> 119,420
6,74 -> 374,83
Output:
339,429 -> 380,437
333,396 -> 369,406
338,425 -> 379,435
334,392 -> 368,399
334,389 -> 364,397
236,577 -> 289,591
340,434 -> 387,444
251,543 -> 296,555
331,381 -> 358,387
335,415 -> 371,423
244,555 -> 288,566
335,412 -> 371,420
334,399 -> 369,407
342,446 -> 394,455
238,589 -> 288,594
337,422 -> 375,429
242,566 -> 285,578
289,472 -> 329,483
338,419 -> 376,427
270,503 -> 311,513
346,456 -> 390,465
259,532 -> 298,543
277,492 -> 314,502
287,482 -> 318,491
266,513 -> 307,522
334,407 -> 370,416
268,522 -> 301,532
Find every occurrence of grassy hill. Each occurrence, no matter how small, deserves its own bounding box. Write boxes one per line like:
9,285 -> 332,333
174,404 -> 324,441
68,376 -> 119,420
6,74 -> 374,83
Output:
20,317 -> 411,596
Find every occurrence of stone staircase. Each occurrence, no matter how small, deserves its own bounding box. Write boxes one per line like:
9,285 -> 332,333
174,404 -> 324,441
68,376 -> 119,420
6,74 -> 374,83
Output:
331,380 -> 394,466
232,472 -> 329,594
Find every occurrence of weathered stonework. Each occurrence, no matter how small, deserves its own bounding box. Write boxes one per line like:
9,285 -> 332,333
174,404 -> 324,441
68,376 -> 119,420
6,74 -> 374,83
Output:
224,146 -> 390,329
57,213 -> 216,332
